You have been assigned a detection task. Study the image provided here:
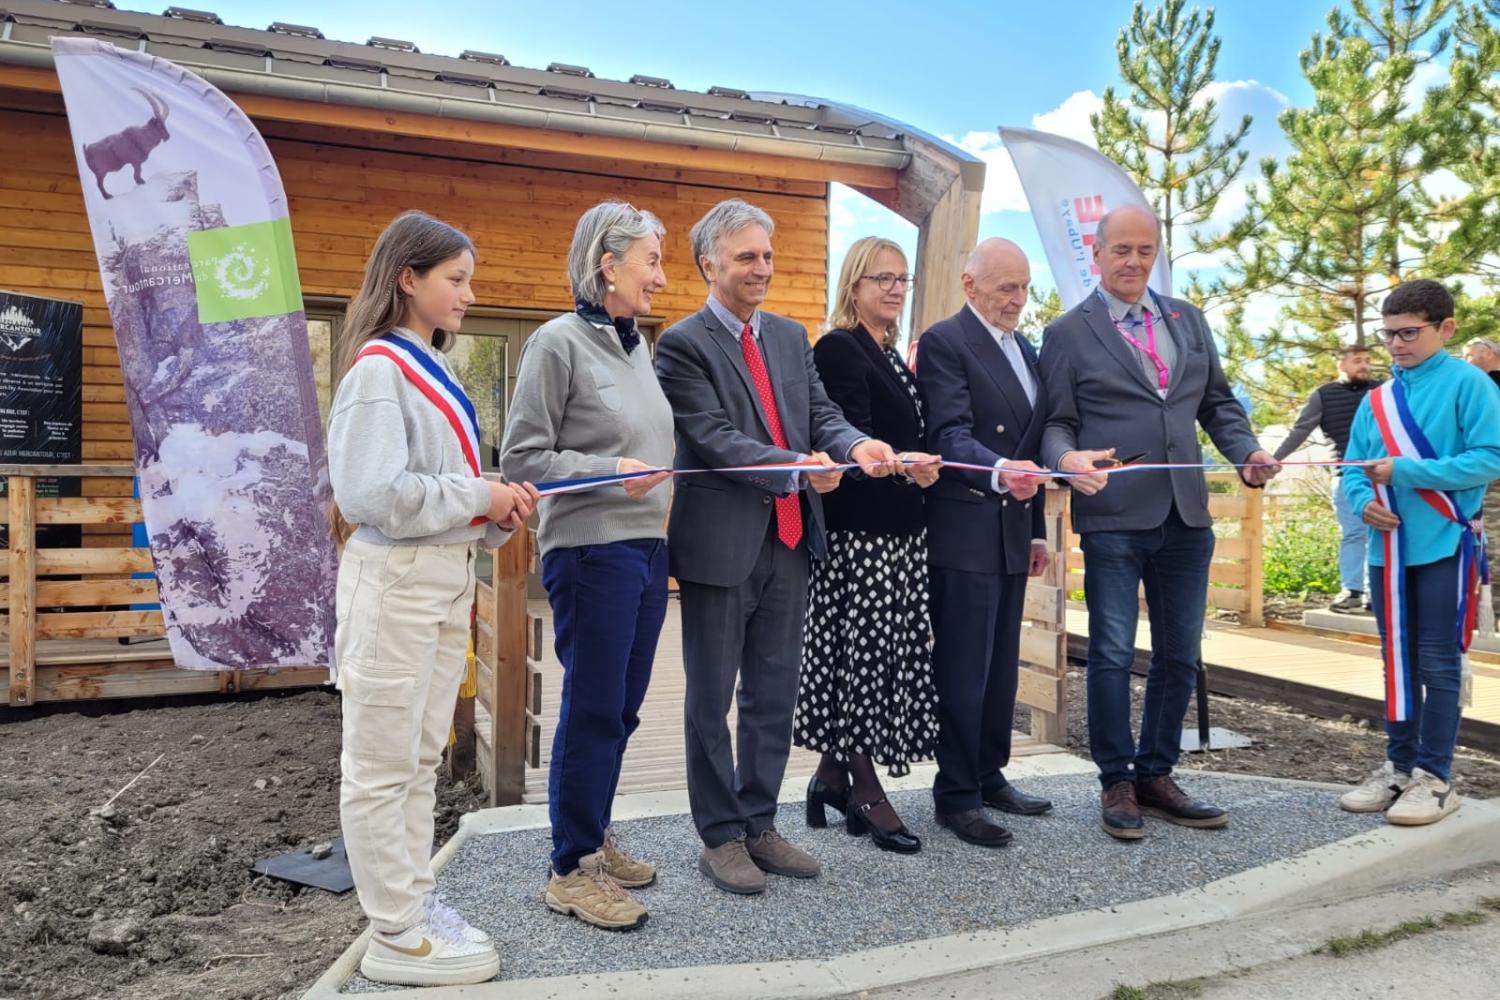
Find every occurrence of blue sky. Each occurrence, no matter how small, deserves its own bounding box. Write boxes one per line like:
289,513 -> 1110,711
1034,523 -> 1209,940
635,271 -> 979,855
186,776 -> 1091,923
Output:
198,0 -> 1339,308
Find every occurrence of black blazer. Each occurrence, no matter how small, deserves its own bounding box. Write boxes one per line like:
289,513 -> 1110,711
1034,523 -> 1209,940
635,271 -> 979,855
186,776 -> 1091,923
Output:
812,326 -> 926,537
916,306 -> 1047,576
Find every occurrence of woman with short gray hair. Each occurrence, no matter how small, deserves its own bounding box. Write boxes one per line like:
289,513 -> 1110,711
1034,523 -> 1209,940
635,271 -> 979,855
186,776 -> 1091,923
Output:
500,200 -> 675,932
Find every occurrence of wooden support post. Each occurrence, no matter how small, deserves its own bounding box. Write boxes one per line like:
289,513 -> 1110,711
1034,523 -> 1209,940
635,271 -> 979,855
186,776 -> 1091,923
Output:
1243,484 -> 1265,628
8,474 -> 36,707
1026,486 -> 1070,747
490,530 -> 530,806
910,177 -> 983,342
448,615 -> 477,782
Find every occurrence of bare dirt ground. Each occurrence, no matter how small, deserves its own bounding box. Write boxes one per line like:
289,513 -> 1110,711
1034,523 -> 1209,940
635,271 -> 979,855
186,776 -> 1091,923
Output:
4,663 -> 1498,1000
0,689 -> 482,1000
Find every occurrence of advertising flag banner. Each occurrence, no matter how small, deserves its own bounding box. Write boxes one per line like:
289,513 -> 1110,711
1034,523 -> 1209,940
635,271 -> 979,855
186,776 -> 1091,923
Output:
52,38 -> 335,671
1000,126 -> 1173,308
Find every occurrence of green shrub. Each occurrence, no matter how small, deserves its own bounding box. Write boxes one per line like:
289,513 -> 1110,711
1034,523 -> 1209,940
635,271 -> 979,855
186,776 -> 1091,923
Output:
1263,499 -> 1341,596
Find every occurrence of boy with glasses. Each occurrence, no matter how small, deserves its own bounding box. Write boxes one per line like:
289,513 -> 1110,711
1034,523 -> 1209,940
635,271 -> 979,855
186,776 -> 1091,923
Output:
1339,280 -> 1500,825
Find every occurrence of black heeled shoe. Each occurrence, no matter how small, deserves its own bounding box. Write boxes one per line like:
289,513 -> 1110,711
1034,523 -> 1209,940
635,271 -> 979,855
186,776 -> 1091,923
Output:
845,798 -> 922,854
805,776 -> 850,829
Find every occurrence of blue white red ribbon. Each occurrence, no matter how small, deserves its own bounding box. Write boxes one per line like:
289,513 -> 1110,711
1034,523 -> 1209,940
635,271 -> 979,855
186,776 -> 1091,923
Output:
356,334 -> 488,525
1368,379 -> 1488,722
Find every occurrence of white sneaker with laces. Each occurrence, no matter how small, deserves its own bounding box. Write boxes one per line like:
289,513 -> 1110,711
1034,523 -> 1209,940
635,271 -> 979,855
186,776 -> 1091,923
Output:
1339,761 -> 1411,813
427,891 -> 492,945
360,918 -> 499,987
1386,767 -> 1461,826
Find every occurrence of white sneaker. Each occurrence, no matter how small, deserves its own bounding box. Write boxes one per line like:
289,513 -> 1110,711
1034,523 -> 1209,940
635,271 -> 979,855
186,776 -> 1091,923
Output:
1386,768 -> 1461,826
360,919 -> 499,987
428,891 -> 491,945
1339,761 -> 1411,813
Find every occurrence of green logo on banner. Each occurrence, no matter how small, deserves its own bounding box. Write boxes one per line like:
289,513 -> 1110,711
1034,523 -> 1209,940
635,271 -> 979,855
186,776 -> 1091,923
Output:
187,217 -> 303,323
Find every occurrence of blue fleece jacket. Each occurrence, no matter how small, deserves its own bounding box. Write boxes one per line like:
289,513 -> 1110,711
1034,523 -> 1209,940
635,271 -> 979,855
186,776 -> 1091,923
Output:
1343,350 -> 1500,567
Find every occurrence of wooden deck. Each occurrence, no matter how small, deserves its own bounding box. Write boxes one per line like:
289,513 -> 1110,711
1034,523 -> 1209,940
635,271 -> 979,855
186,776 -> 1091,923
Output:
1064,606 -> 1500,751
523,597 -> 1052,803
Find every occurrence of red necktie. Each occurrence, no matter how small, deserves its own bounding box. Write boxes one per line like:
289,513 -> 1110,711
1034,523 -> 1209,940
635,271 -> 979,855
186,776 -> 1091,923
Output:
740,323 -> 803,550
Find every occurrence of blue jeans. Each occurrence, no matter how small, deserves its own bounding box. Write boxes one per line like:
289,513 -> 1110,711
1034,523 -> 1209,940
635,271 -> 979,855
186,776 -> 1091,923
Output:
1082,508 -> 1216,787
1370,554 -> 1463,782
1333,476 -> 1370,593
541,539 -> 668,875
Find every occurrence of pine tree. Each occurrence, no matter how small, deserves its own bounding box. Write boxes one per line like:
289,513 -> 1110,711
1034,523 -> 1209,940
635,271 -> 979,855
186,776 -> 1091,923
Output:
1204,0 -> 1500,409
1091,0 -> 1252,265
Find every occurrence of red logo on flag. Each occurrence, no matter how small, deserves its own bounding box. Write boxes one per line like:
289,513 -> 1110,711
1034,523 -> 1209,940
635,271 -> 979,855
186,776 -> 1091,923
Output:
1073,195 -> 1105,224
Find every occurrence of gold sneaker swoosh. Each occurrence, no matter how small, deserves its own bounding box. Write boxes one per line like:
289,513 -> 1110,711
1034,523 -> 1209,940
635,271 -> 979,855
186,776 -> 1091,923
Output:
380,936 -> 433,958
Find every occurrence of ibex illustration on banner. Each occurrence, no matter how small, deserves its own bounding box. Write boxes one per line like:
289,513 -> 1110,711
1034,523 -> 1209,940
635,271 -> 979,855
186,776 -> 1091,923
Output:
83,88 -> 172,200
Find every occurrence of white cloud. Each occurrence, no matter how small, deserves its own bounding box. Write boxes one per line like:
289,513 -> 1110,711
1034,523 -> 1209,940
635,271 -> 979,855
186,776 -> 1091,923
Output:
1031,89 -> 1105,147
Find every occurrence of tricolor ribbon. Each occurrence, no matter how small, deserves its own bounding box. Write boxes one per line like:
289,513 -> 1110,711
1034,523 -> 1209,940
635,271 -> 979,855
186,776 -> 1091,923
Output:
1368,379 -> 1488,721
356,334 -> 488,526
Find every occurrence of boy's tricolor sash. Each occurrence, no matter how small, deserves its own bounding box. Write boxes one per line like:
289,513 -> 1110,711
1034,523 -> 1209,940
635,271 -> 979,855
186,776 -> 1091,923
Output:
355,333 -> 487,526
1368,378 -> 1489,721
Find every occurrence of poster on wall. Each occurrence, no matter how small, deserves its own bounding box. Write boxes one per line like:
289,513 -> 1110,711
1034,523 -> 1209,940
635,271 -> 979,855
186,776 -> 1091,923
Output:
51,38 -> 336,672
0,290 -> 84,553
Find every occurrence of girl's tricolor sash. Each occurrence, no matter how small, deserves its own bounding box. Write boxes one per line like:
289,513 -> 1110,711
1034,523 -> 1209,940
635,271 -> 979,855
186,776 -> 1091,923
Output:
355,333 -> 487,526
1368,378 -> 1489,721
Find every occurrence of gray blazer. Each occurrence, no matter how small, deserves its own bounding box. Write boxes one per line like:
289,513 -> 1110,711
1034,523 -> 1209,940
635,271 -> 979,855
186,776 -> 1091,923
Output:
655,305 -> 866,587
1038,291 -> 1261,533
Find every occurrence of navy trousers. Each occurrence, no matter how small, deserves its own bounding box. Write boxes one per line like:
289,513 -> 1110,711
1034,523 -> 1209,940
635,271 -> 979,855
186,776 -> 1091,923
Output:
541,538 -> 668,875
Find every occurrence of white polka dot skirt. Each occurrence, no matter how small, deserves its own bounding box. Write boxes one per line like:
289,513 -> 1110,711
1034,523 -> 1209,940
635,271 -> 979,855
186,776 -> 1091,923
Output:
794,529 -> 939,775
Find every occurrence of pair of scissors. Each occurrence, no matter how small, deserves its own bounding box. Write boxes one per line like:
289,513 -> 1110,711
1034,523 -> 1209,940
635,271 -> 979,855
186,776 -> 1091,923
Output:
1092,450 -> 1150,469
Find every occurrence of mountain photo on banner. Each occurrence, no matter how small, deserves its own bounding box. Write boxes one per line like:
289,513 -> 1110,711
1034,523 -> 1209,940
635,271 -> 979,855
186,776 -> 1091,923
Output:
52,39 -> 336,672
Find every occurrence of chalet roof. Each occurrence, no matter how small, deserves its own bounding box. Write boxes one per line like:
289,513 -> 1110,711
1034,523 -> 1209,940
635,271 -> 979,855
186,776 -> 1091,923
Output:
0,0 -> 969,176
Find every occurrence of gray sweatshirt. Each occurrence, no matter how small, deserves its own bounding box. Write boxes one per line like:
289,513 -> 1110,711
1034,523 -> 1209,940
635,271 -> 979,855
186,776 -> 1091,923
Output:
500,312 -> 674,554
327,328 -> 511,549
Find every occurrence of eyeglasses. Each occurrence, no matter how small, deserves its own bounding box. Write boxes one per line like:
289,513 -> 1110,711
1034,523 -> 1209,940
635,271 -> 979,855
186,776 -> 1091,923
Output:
1379,323 -> 1436,343
860,272 -> 914,291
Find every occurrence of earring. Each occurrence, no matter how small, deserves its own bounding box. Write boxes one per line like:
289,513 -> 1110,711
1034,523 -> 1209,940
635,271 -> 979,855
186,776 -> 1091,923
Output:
608,283 -> 617,293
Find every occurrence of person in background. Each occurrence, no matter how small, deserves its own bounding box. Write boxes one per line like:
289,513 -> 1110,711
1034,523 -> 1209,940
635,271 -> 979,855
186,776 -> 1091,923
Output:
1460,338 -> 1500,623
795,236 -> 940,855
1274,345 -> 1383,614
501,201 -> 675,931
328,211 -> 539,987
1340,280 -> 1500,825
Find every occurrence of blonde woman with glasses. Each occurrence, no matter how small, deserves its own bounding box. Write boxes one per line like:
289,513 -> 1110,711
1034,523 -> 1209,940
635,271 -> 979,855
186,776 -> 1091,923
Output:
794,236 -> 941,854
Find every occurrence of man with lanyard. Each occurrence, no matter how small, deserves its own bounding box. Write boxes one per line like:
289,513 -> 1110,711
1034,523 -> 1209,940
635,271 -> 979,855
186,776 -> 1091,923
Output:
1339,280 -> 1500,826
1038,205 -> 1280,840
1275,345 -> 1384,613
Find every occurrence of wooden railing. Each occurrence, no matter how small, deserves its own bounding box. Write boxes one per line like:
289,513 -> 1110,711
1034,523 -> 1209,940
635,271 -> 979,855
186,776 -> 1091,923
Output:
1060,470 -> 1266,628
2,465 -> 327,707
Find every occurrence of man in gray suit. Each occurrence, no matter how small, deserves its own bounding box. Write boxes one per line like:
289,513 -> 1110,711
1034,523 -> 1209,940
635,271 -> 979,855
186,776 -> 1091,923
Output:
1039,205 -> 1279,840
655,199 -> 899,894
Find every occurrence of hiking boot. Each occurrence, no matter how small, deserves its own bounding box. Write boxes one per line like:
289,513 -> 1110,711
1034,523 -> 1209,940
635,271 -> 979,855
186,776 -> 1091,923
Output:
426,891 -> 491,944
699,837 -> 767,895
1339,761 -> 1412,814
544,851 -> 648,931
360,920 -> 499,987
1385,768 -> 1461,826
1101,780 -> 1145,840
746,829 -> 820,878
1136,775 -> 1229,828
601,827 -> 656,888
1329,590 -> 1370,615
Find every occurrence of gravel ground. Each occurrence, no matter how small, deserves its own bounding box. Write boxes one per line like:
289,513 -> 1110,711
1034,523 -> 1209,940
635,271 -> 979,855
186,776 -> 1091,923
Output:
341,773 -> 1384,992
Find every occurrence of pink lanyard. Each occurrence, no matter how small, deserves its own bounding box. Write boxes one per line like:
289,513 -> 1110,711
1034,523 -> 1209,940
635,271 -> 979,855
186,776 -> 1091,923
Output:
1109,296 -> 1170,393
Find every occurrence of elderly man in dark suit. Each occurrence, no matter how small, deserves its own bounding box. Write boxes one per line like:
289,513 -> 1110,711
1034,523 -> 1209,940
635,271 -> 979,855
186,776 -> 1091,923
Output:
1039,205 -> 1279,840
655,198 -> 900,895
916,238 -> 1056,849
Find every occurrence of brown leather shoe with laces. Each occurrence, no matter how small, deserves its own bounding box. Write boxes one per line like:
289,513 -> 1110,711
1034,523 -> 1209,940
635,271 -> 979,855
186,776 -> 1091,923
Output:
1136,775 -> 1229,829
1102,780 -> 1145,840
544,850 -> 648,930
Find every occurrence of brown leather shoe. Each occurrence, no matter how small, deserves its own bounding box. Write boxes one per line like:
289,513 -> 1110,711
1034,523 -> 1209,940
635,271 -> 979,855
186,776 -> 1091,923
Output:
698,838 -> 767,895
745,829 -> 820,878
1136,775 -> 1229,829
1101,780 -> 1145,840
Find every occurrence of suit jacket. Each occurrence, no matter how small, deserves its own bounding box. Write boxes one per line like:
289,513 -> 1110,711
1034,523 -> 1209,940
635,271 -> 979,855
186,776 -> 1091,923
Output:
654,305 -> 866,587
916,306 -> 1047,576
813,326 -> 926,536
1038,290 -> 1260,533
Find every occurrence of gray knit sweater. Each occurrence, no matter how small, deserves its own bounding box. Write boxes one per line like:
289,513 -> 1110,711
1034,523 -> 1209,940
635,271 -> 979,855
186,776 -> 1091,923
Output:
327,328 -> 512,549
500,312 -> 674,554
